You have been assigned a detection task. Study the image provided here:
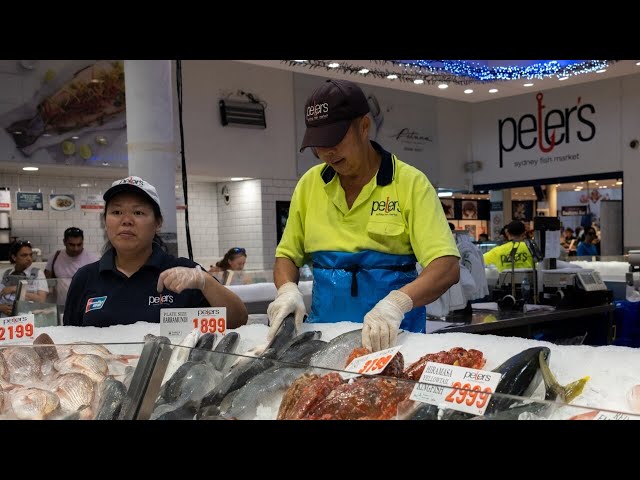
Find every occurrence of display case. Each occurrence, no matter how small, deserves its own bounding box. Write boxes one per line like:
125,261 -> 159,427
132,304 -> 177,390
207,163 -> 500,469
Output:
2,320 -> 639,420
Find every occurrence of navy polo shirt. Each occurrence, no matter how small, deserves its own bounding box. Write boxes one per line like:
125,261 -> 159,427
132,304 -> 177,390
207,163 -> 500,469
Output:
63,244 -> 211,327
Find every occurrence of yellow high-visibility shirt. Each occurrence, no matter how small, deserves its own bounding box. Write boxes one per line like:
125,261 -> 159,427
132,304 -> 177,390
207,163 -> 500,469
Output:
483,241 -> 534,272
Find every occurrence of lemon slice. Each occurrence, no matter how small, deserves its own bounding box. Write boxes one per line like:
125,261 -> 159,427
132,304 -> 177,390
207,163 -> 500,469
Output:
79,144 -> 92,160
62,141 -> 76,155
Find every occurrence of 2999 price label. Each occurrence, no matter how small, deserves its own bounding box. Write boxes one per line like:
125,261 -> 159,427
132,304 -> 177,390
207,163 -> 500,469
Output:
161,308 -> 226,343
0,314 -> 35,345
341,345 -> 402,380
410,362 -> 502,416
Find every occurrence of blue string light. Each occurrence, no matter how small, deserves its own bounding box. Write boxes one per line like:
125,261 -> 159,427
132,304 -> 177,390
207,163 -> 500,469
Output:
393,60 -> 612,81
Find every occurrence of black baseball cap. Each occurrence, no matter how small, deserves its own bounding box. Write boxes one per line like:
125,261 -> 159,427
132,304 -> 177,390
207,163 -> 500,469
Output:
300,79 -> 370,152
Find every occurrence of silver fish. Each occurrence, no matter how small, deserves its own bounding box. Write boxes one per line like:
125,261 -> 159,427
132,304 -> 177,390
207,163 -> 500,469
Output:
309,329 -> 362,371
188,333 -> 217,363
54,373 -> 94,412
161,329 -> 201,385
3,346 -> 42,384
54,354 -> 108,384
209,332 -> 240,372
226,366 -> 305,420
0,351 -> 8,381
10,387 -> 60,419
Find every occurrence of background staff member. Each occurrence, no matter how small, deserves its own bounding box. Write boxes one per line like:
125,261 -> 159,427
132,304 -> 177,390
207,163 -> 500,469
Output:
483,220 -> 534,272
268,79 -> 460,352
45,227 -> 100,307
63,176 -> 248,327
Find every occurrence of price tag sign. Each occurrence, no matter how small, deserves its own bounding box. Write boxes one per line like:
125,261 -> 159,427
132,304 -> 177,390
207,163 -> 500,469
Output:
410,362 -> 502,416
593,411 -> 640,420
0,314 -> 35,345
161,307 -> 226,344
341,345 -> 402,380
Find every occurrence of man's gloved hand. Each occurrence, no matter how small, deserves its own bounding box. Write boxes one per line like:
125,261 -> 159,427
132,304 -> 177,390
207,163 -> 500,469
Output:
362,290 -> 413,352
157,266 -> 207,294
267,282 -> 306,340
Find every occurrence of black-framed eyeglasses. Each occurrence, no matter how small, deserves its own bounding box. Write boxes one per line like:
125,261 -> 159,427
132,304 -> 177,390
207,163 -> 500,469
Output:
230,247 -> 246,254
64,227 -> 83,237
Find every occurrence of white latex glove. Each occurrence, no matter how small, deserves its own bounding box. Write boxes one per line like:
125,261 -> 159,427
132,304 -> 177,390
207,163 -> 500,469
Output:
267,282 -> 306,340
362,290 -> 413,352
157,266 -> 207,294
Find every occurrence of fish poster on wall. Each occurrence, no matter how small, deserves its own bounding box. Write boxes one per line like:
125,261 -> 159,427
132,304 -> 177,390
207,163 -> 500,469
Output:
49,194 -> 75,211
512,200 -> 534,221
0,60 -> 128,168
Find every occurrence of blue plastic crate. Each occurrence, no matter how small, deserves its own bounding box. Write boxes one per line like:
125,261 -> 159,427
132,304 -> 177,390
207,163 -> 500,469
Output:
614,300 -> 640,347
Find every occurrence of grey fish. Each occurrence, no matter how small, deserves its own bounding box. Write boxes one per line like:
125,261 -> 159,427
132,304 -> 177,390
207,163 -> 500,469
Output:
209,332 -> 240,372
95,376 -> 127,420
159,361 -> 200,404
188,333 -> 217,363
122,366 -> 136,389
265,314 -> 297,356
277,339 -> 327,365
161,329 -> 201,385
309,329 -> 362,371
32,333 -> 59,363
277,331 -> 322,357
226,366 -> 305,420
144,334 -> 171,344
155,402 -> 198,420
197,348 -> 278,417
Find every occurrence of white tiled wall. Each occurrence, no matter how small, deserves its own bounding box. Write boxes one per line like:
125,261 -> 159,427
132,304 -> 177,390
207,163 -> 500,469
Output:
0,172 -> 298,269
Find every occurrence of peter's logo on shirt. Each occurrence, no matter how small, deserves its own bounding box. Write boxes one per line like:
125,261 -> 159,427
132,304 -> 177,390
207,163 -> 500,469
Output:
86,296 -> 107,313
501,252 -> 529,264
149,294 -> 174,306
371,196 -> 401,216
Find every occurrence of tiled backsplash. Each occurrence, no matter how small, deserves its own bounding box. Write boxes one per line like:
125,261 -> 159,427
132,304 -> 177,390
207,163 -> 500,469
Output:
0,173 -> 298,270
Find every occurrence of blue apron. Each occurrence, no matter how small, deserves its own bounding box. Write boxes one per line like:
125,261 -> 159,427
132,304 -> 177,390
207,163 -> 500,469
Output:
308,250 -> 426,333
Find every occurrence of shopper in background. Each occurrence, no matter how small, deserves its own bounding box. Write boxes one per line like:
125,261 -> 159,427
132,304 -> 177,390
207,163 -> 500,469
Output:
63,176 -> 247,327
45,227 -> 100,308
577,228 -> 599,257
0,240 -> 48,316
483,220 -> 534,272
268,78 -> 460,352
478,233 -> 489,242
208,247 -> 247,273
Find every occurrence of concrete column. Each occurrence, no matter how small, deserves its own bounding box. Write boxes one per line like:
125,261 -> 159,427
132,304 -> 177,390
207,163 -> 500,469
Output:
124,60 -> 177,255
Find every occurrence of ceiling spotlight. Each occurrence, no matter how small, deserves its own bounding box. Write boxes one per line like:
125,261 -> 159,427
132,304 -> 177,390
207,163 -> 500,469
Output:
437,191 -> 453,197
616,180 -> 623,185
386,74 -> 398,80
489,88 -> 499,93
293,60 -> 307,63
230,177 -> 244,181
438,84 -> 448,89
413,79 -> 424,85
523,83 -> 534,87
588,180 -> 596,183
358,69 -> 369,74
22,166 -> 39,171
464,89 -> 474,94
328,63 -> 340,68
79,183 -> 91,187
558,76 -> 569,81
596,69 -> 607,73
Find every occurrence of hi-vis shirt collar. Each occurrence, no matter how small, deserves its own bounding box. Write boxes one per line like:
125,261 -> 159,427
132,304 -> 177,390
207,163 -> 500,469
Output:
320,141 -> 394,186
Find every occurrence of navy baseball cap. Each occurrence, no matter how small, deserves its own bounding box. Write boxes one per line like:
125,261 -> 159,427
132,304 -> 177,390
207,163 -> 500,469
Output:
300,79 -> 370,152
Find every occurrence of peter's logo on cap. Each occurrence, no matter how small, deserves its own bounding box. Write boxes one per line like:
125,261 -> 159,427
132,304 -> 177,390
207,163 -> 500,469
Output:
119,176 -> 145,187
306,102 -> 329,122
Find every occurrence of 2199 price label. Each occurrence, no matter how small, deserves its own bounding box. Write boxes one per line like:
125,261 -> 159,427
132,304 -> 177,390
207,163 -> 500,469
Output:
0,314 -> 35,345
410,362 -> 502,416
341,345 -> 403,379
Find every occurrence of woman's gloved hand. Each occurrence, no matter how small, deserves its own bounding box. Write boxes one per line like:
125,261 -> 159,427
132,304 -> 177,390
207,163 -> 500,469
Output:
157,266 -> 207,294
267,282 -> 306,340
362,290 -> 413,352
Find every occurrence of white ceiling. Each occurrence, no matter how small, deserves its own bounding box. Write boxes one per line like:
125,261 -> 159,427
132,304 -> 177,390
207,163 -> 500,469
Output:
238,60 -> 640,103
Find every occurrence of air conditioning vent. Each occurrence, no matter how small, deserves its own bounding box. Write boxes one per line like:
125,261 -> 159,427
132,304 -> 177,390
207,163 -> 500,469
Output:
219,99 -> 266,129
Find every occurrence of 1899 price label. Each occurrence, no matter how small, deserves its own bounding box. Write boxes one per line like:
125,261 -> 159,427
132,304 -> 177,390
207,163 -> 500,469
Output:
161,307 -> 226,343
192,316 -> 226,334
0,314 -> 35,345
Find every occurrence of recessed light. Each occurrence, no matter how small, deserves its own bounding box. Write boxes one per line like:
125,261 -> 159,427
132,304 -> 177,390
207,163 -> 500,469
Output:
328,63 -> 340,68
230,177 -> 244,181
386,74 -> 398,80
636,62 -> 640,66
79,183 -> 91,187
71,136 -> 80,140
358,69 -> 369,74
102,162 -> 110,166
293,60 -> 307,63
558,76 -> 569,81
22,166 -> 38,171
438,84 -> 448,89
413,79 -> 424,85
489,88 -> 499,93
617,181 -> 623,185
588,180 -> 596,183
596,69 -> 607,73
13,131 -> 22,135
437,191 -> 453,197
523,83 -> 534,87
464,89 -> 474,94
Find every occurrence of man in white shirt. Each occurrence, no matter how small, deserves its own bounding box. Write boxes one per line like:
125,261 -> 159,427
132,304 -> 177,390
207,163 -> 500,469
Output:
45,227 -> 99,307
0,240 -> 49,317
